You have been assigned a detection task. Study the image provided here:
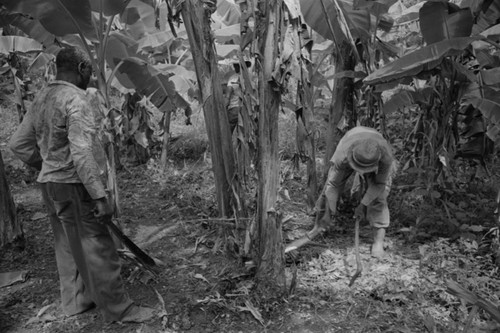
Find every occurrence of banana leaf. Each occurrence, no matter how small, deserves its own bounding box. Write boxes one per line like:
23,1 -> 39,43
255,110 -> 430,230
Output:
106,33 -> 140,89
155,63 -> 197,83
137,30 -> 177,52
471,0 -> 500,35
216,44 -> 240,59
120,0 -> 158,40
284,0 -> 301,19
300,0 -> 393,44
364,37 -> 481,85
382,87 -> 434,115
354,0 -> 397,13
118,1 -> 175,53
392,2 -> 423,25
461,106 -> 485,138
0,8 -> 60,54
215,0 -> 241,26
89,0 -> 131,16
463,83 -> 500,141
460,0 -> 484,17
464,86 -> 500,125
419,1 -> 473,45
28,52 -> 55,72
121,6 -> 141,25
108,48 -> 193,115
475,48 -> 500,68
106,30 -> 192,92
471,23 -> 500,50
375,38 -> 400,59
441,58 -> 477,83
214,24 -> 241,44
480,22 -> 500,40
0,0 -> 94,37
105,31 -> 193,110
446,279 -> 500,324
117,57 -> 180,113
0,36 -> 43,54
480,67 -> 500,85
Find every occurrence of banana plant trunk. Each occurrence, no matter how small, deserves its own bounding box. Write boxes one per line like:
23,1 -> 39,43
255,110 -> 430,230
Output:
323,42 -> 355,180
254,0 -> 285,292
0,150 -> 23,248
297,105 -> 318,208
181,0 -> 238,218
160,110 -> 172,170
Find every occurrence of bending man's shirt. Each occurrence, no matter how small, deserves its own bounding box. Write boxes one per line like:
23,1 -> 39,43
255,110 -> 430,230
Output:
324,126 -> 394,212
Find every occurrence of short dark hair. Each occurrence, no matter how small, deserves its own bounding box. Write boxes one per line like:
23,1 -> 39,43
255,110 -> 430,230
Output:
56,46 -> 92,73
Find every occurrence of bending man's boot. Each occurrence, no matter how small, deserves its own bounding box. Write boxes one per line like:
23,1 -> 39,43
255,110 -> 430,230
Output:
371,227 -> 386,258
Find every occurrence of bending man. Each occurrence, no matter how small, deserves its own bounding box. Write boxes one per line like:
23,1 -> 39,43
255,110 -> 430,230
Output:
317,126 -> 395,258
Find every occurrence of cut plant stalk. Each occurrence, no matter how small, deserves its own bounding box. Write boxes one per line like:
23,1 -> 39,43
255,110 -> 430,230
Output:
285,203 -> 329,253
348,215 -> 362,287
446,279 -> 500,324
284,223 -> 326,253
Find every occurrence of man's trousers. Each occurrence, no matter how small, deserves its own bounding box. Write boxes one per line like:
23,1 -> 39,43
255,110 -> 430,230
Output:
40,182 -> 133,321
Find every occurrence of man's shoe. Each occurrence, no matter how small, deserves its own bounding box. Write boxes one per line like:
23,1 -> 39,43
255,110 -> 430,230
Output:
119,305 -> 156,323
65,302 -> 96,317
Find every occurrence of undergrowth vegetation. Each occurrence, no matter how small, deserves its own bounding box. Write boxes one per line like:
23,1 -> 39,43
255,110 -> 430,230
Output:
116,105 -> 500,332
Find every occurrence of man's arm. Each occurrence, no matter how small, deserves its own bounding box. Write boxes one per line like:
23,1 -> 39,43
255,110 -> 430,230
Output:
360,158 -> 391,206
9,110 -> 42,170
324,160 -> 352,214
67,96 -> 107,200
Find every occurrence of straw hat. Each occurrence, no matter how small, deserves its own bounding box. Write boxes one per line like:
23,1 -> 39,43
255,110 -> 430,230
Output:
347,139 -> 381,174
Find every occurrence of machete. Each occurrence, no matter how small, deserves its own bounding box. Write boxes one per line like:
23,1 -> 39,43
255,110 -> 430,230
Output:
103,217 -> 156,268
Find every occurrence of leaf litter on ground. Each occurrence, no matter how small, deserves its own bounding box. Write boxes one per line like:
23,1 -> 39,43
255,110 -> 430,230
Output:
287,229 -> 500,331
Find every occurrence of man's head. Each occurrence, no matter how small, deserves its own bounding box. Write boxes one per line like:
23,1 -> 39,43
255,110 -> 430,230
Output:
347,139 -> 381,174
56,47 -> 92,89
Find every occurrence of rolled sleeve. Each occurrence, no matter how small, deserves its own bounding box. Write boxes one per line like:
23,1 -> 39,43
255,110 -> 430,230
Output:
67,97 -> 107,200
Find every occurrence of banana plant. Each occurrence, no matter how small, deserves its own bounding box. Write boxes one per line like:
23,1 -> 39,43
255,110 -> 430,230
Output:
299,0 -> 396,177
0,35 -> 43,122
0,150 -> 22,248
0,0 -> 193,115
104,15 -> 196,167
0,7 -> 61,54
0,0 -> 195,214
0,27 -> 50,248
363,0 -> 500,184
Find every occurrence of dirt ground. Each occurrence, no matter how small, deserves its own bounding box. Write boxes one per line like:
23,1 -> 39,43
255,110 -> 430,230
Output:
1,108 -> 500,332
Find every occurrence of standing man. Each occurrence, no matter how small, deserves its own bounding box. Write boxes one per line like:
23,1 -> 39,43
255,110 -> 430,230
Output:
316,126 -> 395,258
9,47 -> 154,322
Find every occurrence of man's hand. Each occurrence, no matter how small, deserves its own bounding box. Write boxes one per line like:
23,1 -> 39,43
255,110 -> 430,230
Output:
317,213 -> 332,229
315,197 -> 333,229
354,203 -> 366,221
94,197 -> 114,218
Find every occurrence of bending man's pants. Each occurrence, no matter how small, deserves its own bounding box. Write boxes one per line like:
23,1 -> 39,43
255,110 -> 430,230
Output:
315,169 -> 393,229
40,182 -> 133,321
